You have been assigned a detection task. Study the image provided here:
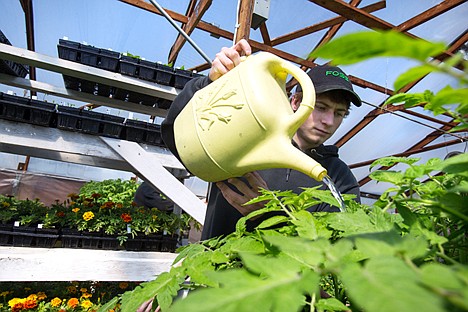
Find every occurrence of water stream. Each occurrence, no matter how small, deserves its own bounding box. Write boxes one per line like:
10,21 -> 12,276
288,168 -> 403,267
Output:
322,175 -> 346,212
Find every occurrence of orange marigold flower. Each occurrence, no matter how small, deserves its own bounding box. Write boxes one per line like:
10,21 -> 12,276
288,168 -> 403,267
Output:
72,208 -> 80,213
51,297 -> 62,307
56,211 -> 66,217
91,193 -> 102,199
81,299 -> 93,309
11,302 -> 23,312
67,298 -> 79,309
80,288 -> 87,293
67,286 -> 77,293
24,298 -> 38,309
118,282 -> 129,290
116,203 -> 123,209
120,213 -> 132,223
83,211 -> 95,221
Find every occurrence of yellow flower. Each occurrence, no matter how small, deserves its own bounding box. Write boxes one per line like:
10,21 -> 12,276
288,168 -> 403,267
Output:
50,297 -> 62,307
80,288 -> 88,293
8,298 -> 22,308
83,211 -> 95,221
72,208 -> 80,213
1,201 -> 10,208
81,299 -> 93,309
81,292 -> 92,299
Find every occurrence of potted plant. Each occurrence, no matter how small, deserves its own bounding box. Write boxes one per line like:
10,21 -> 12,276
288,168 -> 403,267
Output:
98,30 -> 468,312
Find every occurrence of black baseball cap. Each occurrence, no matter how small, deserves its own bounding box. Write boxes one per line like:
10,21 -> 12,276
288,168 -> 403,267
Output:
297,64 -> 362,107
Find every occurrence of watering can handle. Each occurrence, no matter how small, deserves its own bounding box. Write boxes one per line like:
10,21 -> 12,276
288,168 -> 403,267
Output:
279,61 -> 316,129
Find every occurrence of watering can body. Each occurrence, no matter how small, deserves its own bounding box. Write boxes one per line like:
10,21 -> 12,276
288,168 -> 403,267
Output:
172,52 -> 327,182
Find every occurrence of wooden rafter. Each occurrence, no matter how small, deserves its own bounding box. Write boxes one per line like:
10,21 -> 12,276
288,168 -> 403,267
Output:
334,27 -> 468,148
349,136 -> 466,169
270,1 -> 385,47
358,122 -> 462,186
167,0 -> 212,65
308,0 -> 462,69
235,0 -> 255,42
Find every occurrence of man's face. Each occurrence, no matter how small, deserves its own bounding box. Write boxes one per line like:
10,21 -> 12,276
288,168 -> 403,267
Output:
292,92 -> 348,150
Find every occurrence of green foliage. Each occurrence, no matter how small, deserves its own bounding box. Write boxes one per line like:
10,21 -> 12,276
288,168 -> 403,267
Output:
101,30 -> 468,312
79,179 -> 139,207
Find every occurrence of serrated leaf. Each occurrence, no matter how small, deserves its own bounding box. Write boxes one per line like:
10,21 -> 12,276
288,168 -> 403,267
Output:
309,30 -> 446,65
315,298 -> 349,311
263,235 -> 329,268
119,268 -> 184,312
341,257 -> 445,312
369,170 -> 405,184
420,263 -> 465,290
370,156 -> 420,169
168,268 -> 319,312
429,86 -> 468,115
393,64 -> 434,91
257,215 -> 289,229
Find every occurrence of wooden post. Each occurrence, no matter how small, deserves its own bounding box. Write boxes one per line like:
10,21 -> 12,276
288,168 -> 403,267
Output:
235,0 -> 255,43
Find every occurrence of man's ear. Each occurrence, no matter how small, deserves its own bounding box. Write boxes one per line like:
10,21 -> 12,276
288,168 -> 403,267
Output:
291,95 -> 300,112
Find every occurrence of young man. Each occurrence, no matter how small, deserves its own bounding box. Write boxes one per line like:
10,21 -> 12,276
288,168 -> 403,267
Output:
161,39 -> 362,240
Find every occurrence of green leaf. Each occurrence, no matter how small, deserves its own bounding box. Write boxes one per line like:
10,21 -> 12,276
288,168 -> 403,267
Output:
168,268 -> 319,312
309,30 -> 446,65
369,170 -> 405,184
263,235 -> 329,268
393,64 -> 434,91
438,153 -> 468,176
428,86 -> 468,115
257,215 -> 289,229
315,297 -> 349,311
370,156 -> 420,169
341,257 -> 445,312
291,210 -> 333,240
119,268 -> 184,312
325,210 -> 385,236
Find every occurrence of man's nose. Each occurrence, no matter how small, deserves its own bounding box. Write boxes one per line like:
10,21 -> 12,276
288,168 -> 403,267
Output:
321,110 -> 334,126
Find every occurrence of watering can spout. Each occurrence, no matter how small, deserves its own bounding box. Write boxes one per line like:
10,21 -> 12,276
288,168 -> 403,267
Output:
169,52 -> 328,182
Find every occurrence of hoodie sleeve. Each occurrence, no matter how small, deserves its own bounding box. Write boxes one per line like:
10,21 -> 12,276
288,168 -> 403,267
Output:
161,76 -> 212,161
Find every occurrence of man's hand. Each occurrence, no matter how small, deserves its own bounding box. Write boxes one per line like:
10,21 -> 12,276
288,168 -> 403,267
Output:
209,39 -> 252,81
216,171 -> 269,216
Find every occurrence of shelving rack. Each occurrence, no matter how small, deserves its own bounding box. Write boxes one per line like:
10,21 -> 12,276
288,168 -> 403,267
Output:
0,43 -> 206,281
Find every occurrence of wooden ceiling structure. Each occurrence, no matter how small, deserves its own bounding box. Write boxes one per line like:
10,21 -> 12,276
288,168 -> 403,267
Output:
18,0 -> 467,196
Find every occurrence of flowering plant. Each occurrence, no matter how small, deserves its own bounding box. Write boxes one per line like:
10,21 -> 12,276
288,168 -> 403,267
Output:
0,281 -> 138,311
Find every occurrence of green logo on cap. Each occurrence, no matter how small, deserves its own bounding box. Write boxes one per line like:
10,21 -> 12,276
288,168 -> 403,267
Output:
325,70 -> 349,82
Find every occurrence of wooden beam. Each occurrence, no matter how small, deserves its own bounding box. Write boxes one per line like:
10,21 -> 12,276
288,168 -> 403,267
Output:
358,122 -> 461,186
235,0 -> 255,42
271,1 -> 385,46
308,0 -> 459,68
168,0 -> 212,65
259,23 -> 271,45
397,0 -> 466,31
349,137 -> 465,169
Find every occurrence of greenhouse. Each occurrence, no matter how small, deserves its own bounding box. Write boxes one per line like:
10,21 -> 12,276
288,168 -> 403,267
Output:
0,1 -> 467,311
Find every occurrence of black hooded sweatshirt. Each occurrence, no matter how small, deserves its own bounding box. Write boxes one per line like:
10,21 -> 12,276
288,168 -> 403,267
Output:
162,76 -> 361,240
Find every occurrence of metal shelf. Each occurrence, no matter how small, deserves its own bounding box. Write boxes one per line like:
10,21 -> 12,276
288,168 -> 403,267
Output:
0,44 -> 207,225
0,43 -> 180,116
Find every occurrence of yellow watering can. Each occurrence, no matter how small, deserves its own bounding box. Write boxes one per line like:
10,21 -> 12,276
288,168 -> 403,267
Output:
171,52 -> 327,182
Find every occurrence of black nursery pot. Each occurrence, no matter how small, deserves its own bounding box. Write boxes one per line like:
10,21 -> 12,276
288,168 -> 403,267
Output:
56,105 -> 81,131
155,63 -> 174,86
29,99 -> 57,127
124,119 -> 147,143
